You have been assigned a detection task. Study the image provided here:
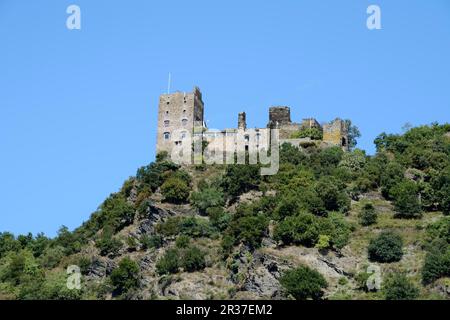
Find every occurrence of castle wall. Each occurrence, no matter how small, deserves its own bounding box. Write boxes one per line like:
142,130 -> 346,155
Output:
323,118 -> 348,150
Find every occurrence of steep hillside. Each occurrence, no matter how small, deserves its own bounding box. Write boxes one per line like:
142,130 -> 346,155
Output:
1,124 -> 449,300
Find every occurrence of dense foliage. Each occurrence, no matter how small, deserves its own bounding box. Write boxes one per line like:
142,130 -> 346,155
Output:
368,231 -> 404,263
1,123 -> 449,300
280,266 -> 328,300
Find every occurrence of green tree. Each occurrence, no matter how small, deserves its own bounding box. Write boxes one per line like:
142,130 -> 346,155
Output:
344,119 -> 361,150
161,177 -> 190,204
181,246 -> 206,272
359,202 -> 377,226
280,266 -> 328,300
220,165 -> 260,199
391,180 -> 423,219
384,273 -> 419,300
190,186 -> 225,215
110,257 -> 140,295
368,231 -> 403,263
156,249 -> 180,275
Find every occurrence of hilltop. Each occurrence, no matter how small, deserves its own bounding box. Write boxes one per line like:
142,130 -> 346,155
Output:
0,123 -> 449,300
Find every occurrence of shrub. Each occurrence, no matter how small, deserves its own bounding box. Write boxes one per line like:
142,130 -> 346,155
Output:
359,203 -> 377,226
140,234 -> 163,250
280,266 -> 328,300
315,235 -> 331,250
96,194 -> 135,231
190,186 -> 225,215
175,235 -> 191,248
180,246 -> 206,272
274,213 -> 319,247
368,231 -> 403,263
314,177 -> 350,213
422,245 -> 450,285
207,207 -> 231,232
95,225 -> 123,257
291,128 -> 323,140
220,165 -> 260,199
228,213 -> 269,249
156,249 -> 180,275
156,216 -> 214,238
161,177 -> 190,204
110,257 -> 140,295
384,273 -> 419,300
391,180 -> 423,219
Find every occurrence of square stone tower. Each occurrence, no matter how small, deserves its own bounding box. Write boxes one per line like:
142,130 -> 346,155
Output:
156,87 -> 204,156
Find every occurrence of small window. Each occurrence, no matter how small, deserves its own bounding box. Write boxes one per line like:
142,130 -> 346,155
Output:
182,119 -> 188,126
181,131 -> 187,140
164,120 -> 170,127
165,111 -> 169,115
164,132 -> 171,140
183,109 -> 187,114
245,135 -> 250,142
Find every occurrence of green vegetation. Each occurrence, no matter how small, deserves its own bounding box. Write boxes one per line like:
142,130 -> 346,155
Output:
359,202 -> 377,226
110,257 -> 140,295
280,266 -> 328,300
368,231 -> 403,263
1,122 -> 449,300
384,273 -> 419,300
156,245 -> 206,275
290,127 -> 323,140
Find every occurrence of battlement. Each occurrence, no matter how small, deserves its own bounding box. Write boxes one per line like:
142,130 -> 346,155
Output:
155,87 -> 349,157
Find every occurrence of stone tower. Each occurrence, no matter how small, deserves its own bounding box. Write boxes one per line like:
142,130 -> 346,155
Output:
156,87 -> 204,156
323,118 -> 349,150
238,112 -> 247,130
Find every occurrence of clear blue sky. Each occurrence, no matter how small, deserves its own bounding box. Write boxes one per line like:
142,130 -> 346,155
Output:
1,0 -> 449,237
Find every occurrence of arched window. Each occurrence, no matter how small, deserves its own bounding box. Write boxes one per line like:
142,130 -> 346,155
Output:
182,118 -> 188,126
164,132 -> 171,140
164,120 -> 170,127
181,131 -> 187,140
342,137 -> 347,147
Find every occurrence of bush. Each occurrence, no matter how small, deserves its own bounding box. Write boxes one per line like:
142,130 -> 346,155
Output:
368,231 -> 403,263
190,186 -> 225,215
384,273 -> 419,300
96,194 -> 135,231
422,245 -> 450,285
391,180 -> 423,219
220,165 -> 260,199
280,266 -> 328,300
274,213 -> 319,247
359,203 -> 377,226
156,216 -> 214,238
175,235 -> 190,248
95,225 -> 123,257
207,207 -> 231,232
228,212 -> 269,249
110,257 -> 140,295
161,177 -> 190,204
156,249 -> 180,275
180,246 -> 206,272
140,234 -> 163,250
290,128 -> 323,140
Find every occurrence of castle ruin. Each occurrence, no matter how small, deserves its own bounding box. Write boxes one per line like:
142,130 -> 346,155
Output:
156,87 -> 348,158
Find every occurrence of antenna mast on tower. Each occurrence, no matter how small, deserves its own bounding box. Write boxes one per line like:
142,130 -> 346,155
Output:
167,72 -> 171,94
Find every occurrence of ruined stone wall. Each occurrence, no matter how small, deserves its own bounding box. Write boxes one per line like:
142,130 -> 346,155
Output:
323,118 -> 348,150
238,112 -> 247,130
